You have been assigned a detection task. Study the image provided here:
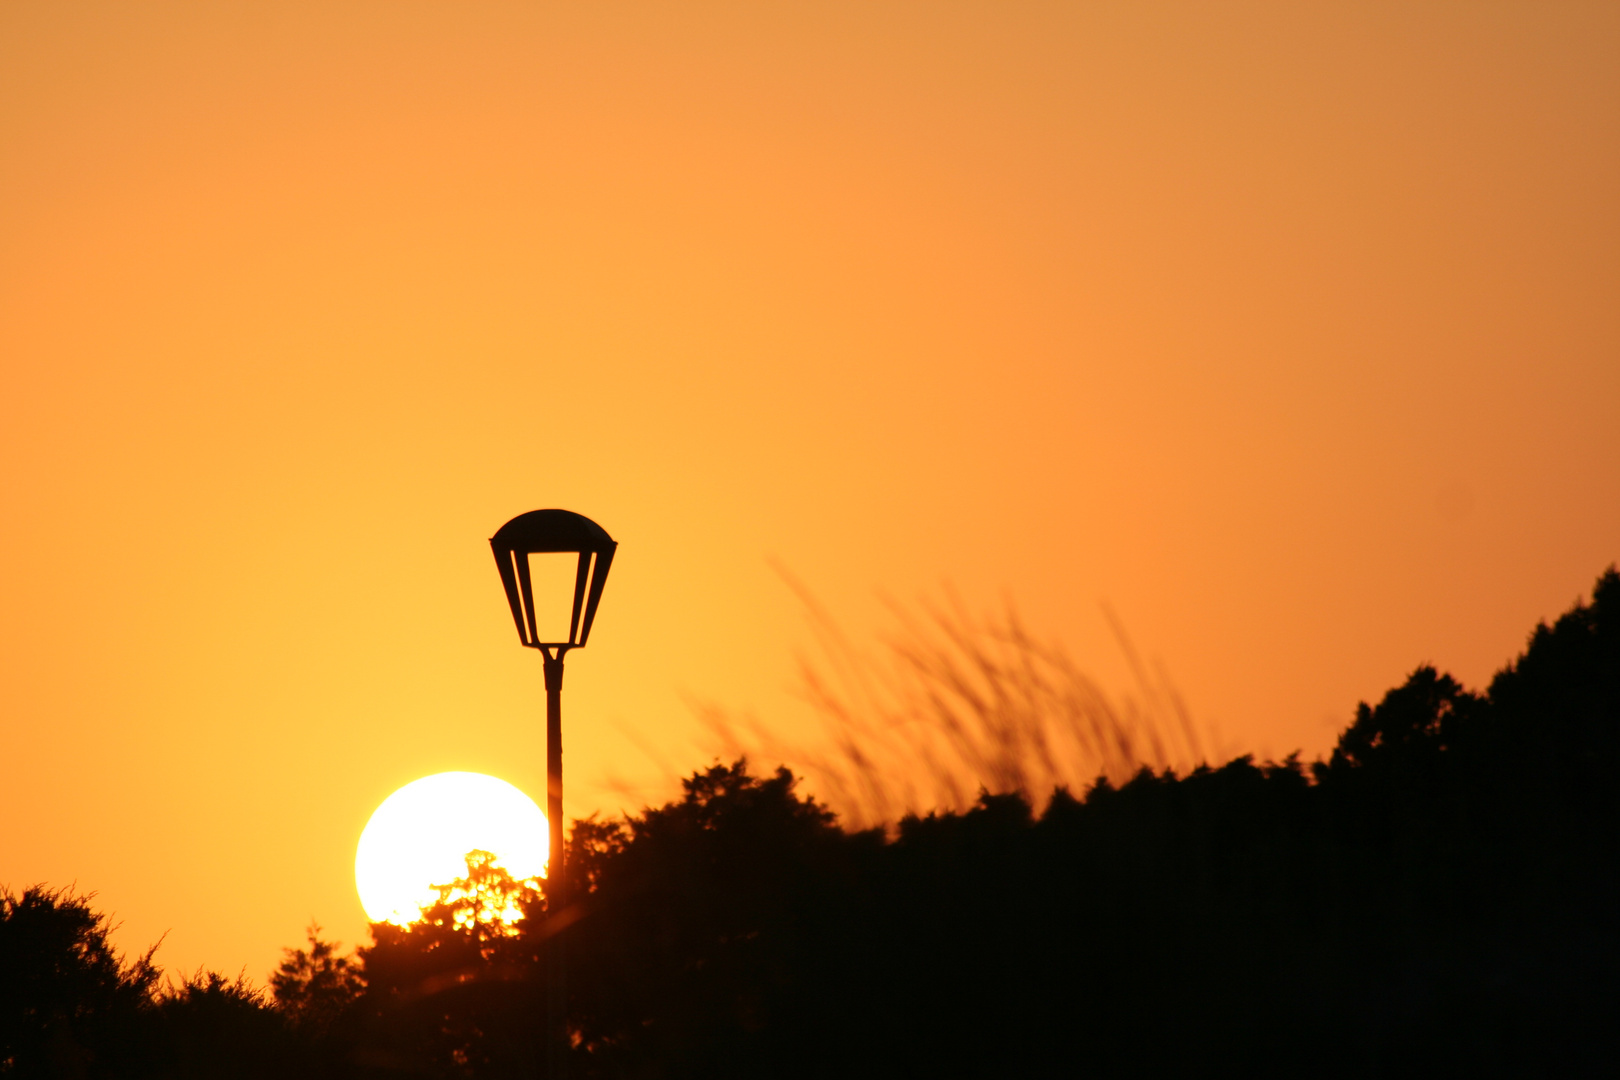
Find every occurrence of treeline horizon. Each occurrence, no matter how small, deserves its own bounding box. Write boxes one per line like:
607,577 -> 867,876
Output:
5,568 -> 1617,1077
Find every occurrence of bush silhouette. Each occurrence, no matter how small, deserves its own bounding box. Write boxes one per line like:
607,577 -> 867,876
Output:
0,887 -> 303,1078
0,885 -> 160,1077
270,922 -> 364,1065
342,853 -> 546,1077
562,568 -> 1620,1076
154,970 -> 296,1080
9,567 -> 1617,1077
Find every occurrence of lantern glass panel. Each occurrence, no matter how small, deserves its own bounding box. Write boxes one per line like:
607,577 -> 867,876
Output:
524,552 -> 582,644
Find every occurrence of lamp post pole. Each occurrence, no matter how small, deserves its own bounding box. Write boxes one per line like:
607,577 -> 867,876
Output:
489,508 -> 615,1080
543,652 -> 566,914
543,650 -> 567,1080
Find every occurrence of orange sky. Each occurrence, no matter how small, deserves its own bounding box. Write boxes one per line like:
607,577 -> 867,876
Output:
3,1 -> 1617,986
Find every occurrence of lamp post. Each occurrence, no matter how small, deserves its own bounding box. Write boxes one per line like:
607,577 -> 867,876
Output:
490,508 -> 616,1078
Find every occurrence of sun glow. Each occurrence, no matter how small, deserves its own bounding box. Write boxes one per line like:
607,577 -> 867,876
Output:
354,772 -> 548,925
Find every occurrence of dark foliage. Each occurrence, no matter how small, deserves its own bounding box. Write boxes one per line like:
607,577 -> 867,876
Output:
323,568 -> 1617,1078
7,568 -> 1618,1077
270,924 -> 363,1041
152,971 -> 298,1080
0,888 -> 300,1078
0,885 -> 159,1077
345,854 -> 545,1077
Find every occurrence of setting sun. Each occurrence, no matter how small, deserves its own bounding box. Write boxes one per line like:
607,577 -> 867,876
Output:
354,772 -> 548,925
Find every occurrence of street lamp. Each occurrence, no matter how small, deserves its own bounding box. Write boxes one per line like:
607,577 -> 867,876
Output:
490,508 -> 616,1075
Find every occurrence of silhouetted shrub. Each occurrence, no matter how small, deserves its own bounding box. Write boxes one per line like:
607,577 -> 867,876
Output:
0,885 -> 160,1077
154,971 -> 296,1080
545,568 -> 1619,1077
0,887 -> 306,1079
15,567 -> 1619,1077
271,924 -> 363,1041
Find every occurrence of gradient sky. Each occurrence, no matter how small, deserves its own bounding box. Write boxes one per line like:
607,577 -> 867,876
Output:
3,1 -> 1616,985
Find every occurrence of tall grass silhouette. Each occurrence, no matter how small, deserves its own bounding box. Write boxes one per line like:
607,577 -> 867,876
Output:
695,569 -> 1208,830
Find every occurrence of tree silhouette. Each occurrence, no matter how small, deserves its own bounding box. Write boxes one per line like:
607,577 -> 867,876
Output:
155,970 -> 295,1080
11,566 -> 1618,1077
565,761 -> 872,1076
345,852 -> 545,1077
551,568 -> 1620,1076
271,923 -> 363,1040
0,887 -> 299,1078
0,884 -> 161,1077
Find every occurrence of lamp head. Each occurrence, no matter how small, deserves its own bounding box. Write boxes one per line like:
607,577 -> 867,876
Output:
490,509 -> 616,652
